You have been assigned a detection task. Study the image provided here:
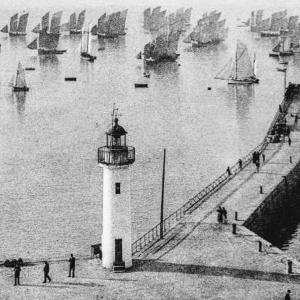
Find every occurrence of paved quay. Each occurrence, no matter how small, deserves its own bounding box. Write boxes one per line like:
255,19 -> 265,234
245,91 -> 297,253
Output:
2,89 -> 300,299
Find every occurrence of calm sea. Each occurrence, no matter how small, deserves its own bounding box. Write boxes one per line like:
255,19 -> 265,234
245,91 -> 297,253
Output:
1,1 -> 300,261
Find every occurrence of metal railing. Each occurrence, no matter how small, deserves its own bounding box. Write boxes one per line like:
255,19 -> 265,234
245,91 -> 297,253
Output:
98,146 -> 135,165
131,84 -> 299,256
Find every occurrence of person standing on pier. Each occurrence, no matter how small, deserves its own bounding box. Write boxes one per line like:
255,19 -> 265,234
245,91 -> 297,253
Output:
217,206 -> 223,223
256,161 -> 260,173
288,137 -> 292,146
262,153 -> 266,164
222,207 -> 228,224
69,254 -> 76,278
238,159 -> 242,169
226,167 -> 231,176
43,261 -> 52,283
285,289 -> 291,300
14,262 -> 21,286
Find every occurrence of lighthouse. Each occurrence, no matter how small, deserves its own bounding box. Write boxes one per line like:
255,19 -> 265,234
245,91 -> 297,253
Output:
98,112 -> 135,271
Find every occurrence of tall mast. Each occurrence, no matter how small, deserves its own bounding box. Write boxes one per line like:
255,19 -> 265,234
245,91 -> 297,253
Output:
235,45 -> 238,80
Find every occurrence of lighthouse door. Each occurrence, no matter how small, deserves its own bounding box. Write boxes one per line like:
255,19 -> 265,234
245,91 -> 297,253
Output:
115,239 -> 123,263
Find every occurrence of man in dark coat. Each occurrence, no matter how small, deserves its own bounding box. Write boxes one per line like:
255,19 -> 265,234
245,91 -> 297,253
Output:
69,254 -> 75,278
43,261 -> 51,283
285,289 -> 291,300
14,263 -> 21,286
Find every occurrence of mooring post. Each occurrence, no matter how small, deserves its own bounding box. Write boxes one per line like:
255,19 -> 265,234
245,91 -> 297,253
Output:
234,211 -> 238,221
258,241 -> 262,252
260,185 -> 263,194
288,260 -> 293,274
232,223 -> 237,235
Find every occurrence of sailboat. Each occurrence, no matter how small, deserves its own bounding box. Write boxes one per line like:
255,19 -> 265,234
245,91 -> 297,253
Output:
1,13 -> 29,36
70,10 -> 86,34
13,62 -> 29,92
215,42 -> 259,84
81,27 -> 96,62
270,37 -> 293,57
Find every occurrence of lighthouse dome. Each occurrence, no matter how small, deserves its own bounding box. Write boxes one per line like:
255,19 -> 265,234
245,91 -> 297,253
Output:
106,118 -> 127,137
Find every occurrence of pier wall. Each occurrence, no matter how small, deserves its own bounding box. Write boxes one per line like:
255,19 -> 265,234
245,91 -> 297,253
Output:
244,159 -> 300,244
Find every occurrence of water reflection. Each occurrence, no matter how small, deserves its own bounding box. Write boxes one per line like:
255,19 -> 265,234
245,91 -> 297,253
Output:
8,36 -> 26,48
15,91 -> 26,117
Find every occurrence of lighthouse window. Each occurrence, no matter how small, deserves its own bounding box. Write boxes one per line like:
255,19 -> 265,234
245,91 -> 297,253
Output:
115,182 -> 121,194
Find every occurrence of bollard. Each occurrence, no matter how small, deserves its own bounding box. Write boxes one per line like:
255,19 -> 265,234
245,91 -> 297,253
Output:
288,260 -> 293,274
258,241 -> 262,252
235,211 -> 238,221
290,156 -> 292,163
260,186 -> 263,194
232,223 -> 237,235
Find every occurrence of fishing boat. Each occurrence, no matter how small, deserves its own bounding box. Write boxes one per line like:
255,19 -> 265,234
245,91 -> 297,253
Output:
31,11 -> 62,34
260,10 -> 287,37
27,31 -> 66,55
13,62 -> 29,92
1,13 -> 29,36
215,42 -> 259,84
70,10 -> 85,34
141,31 -> 180,65
80,27 -> 96,62
270,37 -> 294,57
97,10 -> 128,38
184,11 -> 228,47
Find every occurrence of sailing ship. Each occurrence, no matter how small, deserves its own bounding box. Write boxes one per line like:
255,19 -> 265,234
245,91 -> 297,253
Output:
215,42 -> 259,84
1,13 -> 29,36
69,10 -> 86,34
80,27 -> 96,62
28,11 -> 66,55
270,36 -> 294,57
95,10 -> 128,38
184,11 -> 228,47
291,23 -> 300,52
250,10 -> 264,32
141,30 -> 180,65
31,11 -> 62,34
260,10 -> 287,37
13,62 -> 29,92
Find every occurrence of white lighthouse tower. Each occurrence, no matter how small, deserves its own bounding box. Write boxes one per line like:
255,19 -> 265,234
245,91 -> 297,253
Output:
98,112 -> 135,271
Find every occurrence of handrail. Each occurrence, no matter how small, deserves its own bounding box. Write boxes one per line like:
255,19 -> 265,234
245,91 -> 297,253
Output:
131,83 -> 299,256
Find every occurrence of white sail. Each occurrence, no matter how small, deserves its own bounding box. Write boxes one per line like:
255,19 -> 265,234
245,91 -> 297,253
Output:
15,62 -> 26,88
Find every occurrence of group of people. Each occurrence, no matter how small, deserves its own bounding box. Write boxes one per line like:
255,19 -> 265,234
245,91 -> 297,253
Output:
14,254 -> 76,286
217,206 -> 227,224
252,151 -> 265,173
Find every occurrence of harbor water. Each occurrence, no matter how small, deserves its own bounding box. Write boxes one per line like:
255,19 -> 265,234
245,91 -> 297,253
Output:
1,0 -> 300,261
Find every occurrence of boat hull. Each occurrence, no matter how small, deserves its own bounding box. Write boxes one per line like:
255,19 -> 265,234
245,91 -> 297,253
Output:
279,51 -> 293,57
97,32 -> 126,39
38,49 -> 67,55
70,30 -> 82,35
13,86 -> 29,92
192,39 -> 223,47
81,52 -> 97,62
144,54 -> 180,65
269,52 -> 279,57
261,31 -> 280,37
9,32 -> 26,36
228,78 -> 259,84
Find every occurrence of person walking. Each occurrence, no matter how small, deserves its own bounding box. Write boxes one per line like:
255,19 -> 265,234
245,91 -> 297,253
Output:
14,262 -> 21,286
285,289 -> 291,300
217,206 -> 223,224
226,167 -> 231,176
288,137 -> 292,146
222,207 -> 228,224
262,153 -> 266,163
43,261 -> 51,283
69,254 -> 75,278
238,159 -> 242,169
256,161 -> 260,173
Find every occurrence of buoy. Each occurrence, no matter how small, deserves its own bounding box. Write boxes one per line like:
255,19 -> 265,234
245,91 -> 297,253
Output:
208,87 -> 212,90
